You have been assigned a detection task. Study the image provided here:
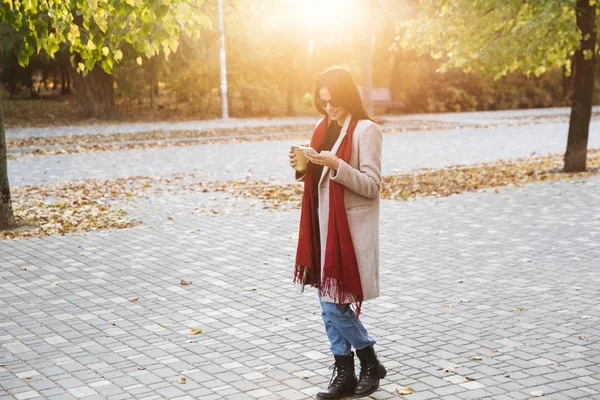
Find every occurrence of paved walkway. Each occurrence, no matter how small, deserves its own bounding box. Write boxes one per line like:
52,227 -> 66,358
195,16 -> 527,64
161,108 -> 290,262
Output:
7,120 -> 600,187
5,106 -> 600,139
1,175 -> 599,400
1,108 -> 600,400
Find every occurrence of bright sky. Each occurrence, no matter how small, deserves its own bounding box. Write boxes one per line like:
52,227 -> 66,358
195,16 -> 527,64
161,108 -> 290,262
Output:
285,0 -> 356,29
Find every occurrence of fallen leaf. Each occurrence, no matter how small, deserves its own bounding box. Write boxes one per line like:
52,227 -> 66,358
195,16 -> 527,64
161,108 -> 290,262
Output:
284,317 -> 291,320
443,367 -> 455,373
516,307 -> 524,311
137,366 -> 146,370
396,386 -> 413,395
24,376 -> 31,380
19,267 -> 27,271
158,323 -> 171,327
472,356 -> 483,361
180,280 -> 192,286
4,148 -> 600,240
530,391 -> 544,397
190,328 -> 203,334
465,376 -> 476,381
492,349 -> 499,353
129,297 -> 139,302
578,335 -> 587,340
444,304 -> 452,308
178,377 -> 187,384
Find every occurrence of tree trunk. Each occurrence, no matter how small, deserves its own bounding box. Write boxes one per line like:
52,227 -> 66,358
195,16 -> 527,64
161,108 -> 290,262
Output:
390,49 -> 404,103
70,65 -> 116,118
149,79 -> 154,110
286,51 -> 296,116
60,66 -> 71,95
564,0 -> 597,172
0,100 -> 15,230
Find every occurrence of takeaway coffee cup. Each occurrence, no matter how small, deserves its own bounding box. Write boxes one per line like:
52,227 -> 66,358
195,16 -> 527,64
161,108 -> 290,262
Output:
291,144 -> 308,172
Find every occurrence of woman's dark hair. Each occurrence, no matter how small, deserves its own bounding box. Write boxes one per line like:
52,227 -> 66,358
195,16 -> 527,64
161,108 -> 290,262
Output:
314,66 -> 374,122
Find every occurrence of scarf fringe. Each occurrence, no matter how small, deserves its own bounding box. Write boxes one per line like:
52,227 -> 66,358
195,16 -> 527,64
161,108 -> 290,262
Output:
293,264 -> 306,285
294,264 -> 319,287
321,276 -> 364,318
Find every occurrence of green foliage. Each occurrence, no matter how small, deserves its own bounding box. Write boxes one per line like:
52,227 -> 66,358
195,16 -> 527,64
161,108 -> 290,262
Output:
389,52 -> 586,113
400,0 -> 599,79
4,0 -> 598,120
0,0 -> 210,75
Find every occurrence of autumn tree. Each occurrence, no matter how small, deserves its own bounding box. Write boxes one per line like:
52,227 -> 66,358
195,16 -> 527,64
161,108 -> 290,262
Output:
0,0 -> 209,230
400,0 -> 599,172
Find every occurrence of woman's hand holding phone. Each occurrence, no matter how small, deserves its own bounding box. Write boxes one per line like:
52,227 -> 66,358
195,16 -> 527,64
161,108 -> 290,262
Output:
303,147 -> 341,170
299,145 -> 319,156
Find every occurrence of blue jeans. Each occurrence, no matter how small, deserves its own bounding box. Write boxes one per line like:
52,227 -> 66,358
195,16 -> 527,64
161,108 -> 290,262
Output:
320,300 -> 376,356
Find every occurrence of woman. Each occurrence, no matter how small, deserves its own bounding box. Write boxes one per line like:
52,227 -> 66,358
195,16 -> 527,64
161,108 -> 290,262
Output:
288,67 -> 386,399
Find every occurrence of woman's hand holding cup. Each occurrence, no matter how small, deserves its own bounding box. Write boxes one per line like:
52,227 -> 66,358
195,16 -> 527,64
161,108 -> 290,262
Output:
288,148 -> 297,169
290,145 -> 308,172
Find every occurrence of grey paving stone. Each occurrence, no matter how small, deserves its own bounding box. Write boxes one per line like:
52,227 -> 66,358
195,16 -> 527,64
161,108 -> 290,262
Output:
2,112 -> 600,400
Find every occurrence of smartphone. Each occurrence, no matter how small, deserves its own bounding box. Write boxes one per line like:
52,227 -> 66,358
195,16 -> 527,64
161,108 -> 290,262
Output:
298,145 -> 319,156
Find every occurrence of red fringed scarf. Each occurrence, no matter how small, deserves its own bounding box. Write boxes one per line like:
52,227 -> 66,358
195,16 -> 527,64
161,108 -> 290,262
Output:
294,117 -> 364,316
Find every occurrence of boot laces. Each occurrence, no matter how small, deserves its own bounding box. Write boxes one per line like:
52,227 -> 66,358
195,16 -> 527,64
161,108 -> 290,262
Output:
328,363 -> 348,388
359,359 -> 377,379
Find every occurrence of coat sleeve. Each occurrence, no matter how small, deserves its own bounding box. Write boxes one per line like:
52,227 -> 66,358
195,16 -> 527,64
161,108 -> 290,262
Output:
330,123 -> 382,199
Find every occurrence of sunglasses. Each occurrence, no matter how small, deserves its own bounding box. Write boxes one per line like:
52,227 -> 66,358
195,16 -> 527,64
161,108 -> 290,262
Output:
318,98 -> 341,108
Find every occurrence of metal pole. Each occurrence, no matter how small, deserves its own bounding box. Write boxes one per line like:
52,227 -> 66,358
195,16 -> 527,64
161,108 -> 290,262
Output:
218,0 -> 229,119
362,0 -> 374,116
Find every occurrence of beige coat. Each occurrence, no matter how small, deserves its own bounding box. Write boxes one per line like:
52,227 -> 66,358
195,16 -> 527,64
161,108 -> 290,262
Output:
296,114 -> 383,303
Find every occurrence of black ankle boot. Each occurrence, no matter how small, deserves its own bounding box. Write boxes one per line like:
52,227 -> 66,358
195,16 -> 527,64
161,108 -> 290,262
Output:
354,346 -> 387,397
316,353 -> 357,399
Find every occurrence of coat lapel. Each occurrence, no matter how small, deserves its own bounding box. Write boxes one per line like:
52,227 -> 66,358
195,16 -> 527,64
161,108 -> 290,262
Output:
319,114 -> 352,187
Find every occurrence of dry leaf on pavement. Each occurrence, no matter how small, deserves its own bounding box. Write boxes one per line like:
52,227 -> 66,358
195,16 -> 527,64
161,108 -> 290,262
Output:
396,386 -> 413,395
